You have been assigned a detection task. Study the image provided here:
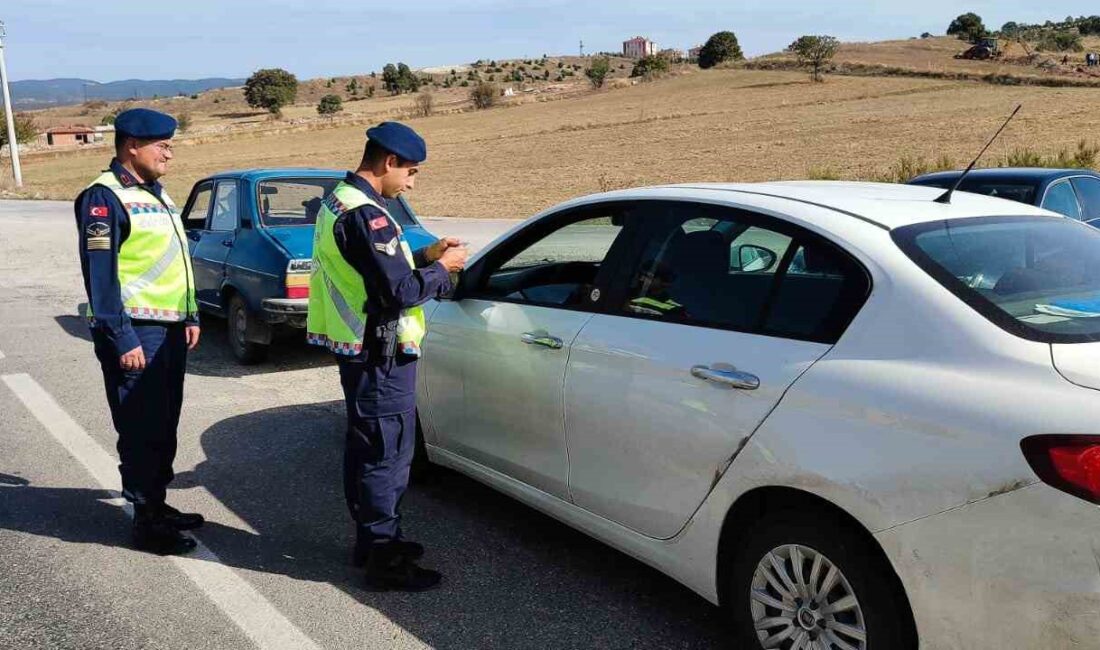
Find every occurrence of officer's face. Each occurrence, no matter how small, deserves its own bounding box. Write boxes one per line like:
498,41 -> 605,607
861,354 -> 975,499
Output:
129,138 -> 174,181
380,155 -> 419,198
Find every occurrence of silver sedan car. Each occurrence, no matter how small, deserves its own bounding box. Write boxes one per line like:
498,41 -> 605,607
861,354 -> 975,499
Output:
415,182 -> 1100,649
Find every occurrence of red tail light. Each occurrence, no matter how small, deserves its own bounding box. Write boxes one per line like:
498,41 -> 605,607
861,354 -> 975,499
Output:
285,259 -> 311,299
286,285 -> 309,299
1020,435 -> 1100,504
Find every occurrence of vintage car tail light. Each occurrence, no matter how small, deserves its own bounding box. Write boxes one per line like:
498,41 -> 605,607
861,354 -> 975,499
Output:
285,259 -> 311,299
1020,434 -> 1100,504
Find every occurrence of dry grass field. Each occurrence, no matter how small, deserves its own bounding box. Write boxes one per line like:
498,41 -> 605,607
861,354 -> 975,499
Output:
7,40 -> 1100,218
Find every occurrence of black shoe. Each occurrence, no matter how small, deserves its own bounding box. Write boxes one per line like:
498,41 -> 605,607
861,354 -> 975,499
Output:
159,503 -> 205,531
132,516 -> 197,556
364,556 -> 442,592
353,539 -> 425,566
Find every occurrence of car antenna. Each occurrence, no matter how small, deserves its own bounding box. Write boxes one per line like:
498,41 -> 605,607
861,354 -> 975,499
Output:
934,104 -> 1022,204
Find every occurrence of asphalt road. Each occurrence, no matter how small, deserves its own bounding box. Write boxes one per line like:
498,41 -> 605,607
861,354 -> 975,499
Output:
0,200 -> 731,650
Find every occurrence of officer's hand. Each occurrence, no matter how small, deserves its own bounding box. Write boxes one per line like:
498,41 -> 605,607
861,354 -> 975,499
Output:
185,326 -> 201,351
438,246 -> 469,273
426,237 -> 462,262
119,346 -> 146,372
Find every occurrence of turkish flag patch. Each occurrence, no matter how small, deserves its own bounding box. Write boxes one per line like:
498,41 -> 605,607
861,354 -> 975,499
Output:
368,216 -> 389,231
89,206 -> 109,218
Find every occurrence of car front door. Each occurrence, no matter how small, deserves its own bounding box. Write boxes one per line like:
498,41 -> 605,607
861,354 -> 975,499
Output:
564,201 -> 870,538
423,204 -> 637,499
190,180 -> 240,309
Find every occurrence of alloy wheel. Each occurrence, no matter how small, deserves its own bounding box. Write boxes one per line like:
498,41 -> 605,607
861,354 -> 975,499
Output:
748,543 -> 866,650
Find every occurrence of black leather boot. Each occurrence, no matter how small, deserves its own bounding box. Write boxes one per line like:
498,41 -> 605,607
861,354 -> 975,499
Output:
354,538 -> 424,567
363,545 -> 441,592
132,506 -> 197,556
159,503 -> 205,531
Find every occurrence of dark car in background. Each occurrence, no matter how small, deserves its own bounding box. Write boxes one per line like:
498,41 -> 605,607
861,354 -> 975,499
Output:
180,168 -> 436,363
908,167 -> 1100,226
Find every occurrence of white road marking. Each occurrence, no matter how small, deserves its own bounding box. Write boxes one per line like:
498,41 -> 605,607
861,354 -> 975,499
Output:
0,349 -> 6,359
1,373 -> 321,650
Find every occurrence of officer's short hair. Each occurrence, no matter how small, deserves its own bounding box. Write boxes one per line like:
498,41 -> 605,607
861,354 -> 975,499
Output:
362,140 -> 413,169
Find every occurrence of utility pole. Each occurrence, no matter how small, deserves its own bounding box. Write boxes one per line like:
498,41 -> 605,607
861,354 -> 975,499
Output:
0,20 -> 23,188
579,40 -> 584,57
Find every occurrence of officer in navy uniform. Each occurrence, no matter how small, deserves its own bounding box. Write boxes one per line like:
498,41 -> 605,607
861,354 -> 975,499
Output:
308,122 -> 467,591
74,108 -> 204,555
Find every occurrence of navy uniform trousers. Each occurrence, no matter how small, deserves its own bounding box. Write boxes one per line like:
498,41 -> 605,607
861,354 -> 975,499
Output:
338,353 -> 419,546
92,322 -> 187,506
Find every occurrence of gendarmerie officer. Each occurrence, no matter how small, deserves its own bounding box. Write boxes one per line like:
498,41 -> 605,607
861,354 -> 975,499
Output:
307,122 -> 467,591
75,108 -> 204,555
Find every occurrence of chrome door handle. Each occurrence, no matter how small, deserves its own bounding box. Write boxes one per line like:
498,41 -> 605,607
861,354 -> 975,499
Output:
521,331 -> 564,349
691,364 -> 760,390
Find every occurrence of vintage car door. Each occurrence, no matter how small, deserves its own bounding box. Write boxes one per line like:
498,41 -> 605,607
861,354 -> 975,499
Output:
189,180 -> 240,309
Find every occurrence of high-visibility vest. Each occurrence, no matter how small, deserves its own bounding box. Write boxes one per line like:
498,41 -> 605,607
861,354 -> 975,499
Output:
84,171 -> 197,323
306,182 -> 426,357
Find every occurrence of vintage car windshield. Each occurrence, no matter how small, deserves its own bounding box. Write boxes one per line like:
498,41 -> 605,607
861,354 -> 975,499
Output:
257,178 -> 418,228
893,215 -> 1100,343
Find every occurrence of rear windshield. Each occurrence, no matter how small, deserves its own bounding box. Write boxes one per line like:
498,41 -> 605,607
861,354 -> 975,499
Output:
893,216 -> 1100,343
911,178 -> 1037,205
257,178 -> 418,228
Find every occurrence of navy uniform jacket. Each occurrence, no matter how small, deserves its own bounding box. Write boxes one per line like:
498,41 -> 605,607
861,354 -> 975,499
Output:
332,172 -> 451,415
74,159 -> 199,358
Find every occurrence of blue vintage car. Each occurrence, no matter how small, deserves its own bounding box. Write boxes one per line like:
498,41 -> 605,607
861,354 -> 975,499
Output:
908,167 -> 1100,226
180,168 -> 436,363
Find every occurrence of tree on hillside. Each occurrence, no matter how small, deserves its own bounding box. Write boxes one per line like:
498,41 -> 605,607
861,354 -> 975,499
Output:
244,68 -> 298,116
317,94 -> 343,117
947,13 -> 986,42
1000,21 -> 1020,37
470,81 -> 497,109
1038,31 -> 1084,52
176,113 -> 192,133
631,54 -> 669,79
788,35 -> 840,82
0,110 -> 37,148
382,63 -> 420,95
585,56 -> 612,88
1079,16 -> 1100,35
698,31 -> 744,69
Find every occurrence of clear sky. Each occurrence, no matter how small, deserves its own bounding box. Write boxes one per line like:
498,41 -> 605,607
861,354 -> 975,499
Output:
3,1 -> 1097,82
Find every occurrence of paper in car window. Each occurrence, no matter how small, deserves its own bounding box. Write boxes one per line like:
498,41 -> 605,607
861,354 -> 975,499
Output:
1035,296 -> 1100,318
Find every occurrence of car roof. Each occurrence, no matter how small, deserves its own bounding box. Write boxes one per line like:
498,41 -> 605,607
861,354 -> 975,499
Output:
564,181 -> 1057,230
201,168 -> 346,182
910,168 -> 1099,184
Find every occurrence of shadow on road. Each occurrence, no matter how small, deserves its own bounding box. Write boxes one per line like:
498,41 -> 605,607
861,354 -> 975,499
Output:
0,403 -> 729,648
53,309 -> 331,378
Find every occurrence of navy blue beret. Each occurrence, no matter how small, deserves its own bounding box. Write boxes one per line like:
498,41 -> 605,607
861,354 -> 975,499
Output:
115,108 -> 177,140
366,121 -> 427,163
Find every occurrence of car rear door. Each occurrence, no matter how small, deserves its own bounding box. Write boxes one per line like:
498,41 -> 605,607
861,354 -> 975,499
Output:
564,201 -> 870,538
1071,176 -> 1100,227
190,180 -> 240,309
422,203 -> 638,499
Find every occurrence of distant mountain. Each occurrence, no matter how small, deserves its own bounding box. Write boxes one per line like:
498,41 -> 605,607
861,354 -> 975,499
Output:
9,78 -> 245,109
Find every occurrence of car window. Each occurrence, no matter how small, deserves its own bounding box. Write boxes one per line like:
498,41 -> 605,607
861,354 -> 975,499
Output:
894,216 -> 1100,343
257,178 -> 339,227
620,203 -> 868,342
911,178 -> 1037,204
183,182 -> 213,229
1042,181 -> 1083,220
1071,177 -> 1100,222
209,181 -> 239,231
475,213 -> 626,308
384,196 -> 419,228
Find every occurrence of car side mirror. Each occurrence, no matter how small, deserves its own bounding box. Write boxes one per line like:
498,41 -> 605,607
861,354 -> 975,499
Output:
734,245 -> 777,273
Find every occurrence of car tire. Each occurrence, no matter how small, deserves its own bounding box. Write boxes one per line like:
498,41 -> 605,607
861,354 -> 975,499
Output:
727,509 -> 915,650
228,294 -> 269,364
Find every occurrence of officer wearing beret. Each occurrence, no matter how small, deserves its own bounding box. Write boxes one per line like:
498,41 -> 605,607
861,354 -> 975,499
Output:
74,108 -> 204,555
307,122 -> 467,590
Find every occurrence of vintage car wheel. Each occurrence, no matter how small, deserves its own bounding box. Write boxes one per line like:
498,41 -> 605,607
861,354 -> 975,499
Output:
228,294 -> 269,364
727,509 -> 915,650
